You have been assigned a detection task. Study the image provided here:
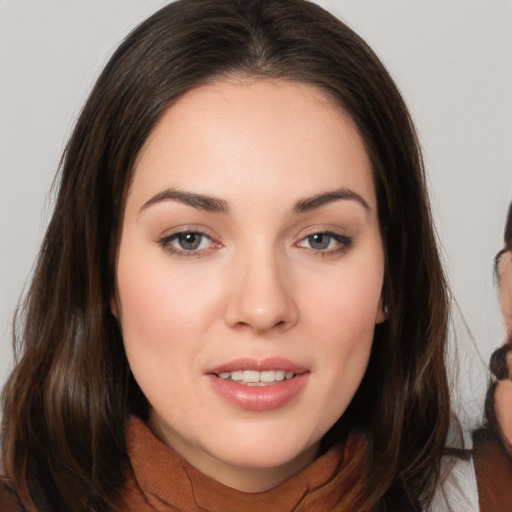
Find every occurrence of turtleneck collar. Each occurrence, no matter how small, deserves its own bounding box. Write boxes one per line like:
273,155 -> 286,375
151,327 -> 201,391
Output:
119,417 -> 368,512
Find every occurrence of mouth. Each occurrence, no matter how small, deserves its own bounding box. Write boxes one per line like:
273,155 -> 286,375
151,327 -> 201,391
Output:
215,369 -> 296,386
207,358 -> 309,411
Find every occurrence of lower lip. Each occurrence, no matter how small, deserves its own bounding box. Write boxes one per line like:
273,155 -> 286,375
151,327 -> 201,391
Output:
207,373 -> 309,411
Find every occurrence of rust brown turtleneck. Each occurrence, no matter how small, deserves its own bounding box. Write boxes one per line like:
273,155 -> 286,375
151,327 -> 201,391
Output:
118,417 -> 368,512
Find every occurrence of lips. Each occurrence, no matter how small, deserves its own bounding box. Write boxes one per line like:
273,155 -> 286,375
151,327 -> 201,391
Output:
206,357 -> 309,411
208,357 -> 307,375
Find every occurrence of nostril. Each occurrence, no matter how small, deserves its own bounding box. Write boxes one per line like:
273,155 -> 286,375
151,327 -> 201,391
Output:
231,318 -> 287,332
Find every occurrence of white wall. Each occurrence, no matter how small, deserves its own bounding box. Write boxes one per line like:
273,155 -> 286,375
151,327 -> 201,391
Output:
1,0 -> 511,433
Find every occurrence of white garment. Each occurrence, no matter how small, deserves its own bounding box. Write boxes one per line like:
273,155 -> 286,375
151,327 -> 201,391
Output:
429,455 -> 479,512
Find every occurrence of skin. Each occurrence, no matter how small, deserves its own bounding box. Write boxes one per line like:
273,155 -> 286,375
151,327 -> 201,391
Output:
496,249 -> 512,445
495,380 -> 512,446
114,79 -> 385,492
498,250 -> 512,332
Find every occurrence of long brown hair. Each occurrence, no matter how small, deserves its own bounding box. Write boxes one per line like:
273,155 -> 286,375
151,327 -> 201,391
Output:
1,1 -> 451,510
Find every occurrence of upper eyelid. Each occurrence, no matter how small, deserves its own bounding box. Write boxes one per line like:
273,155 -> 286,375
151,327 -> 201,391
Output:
160,231 -> 215,246
157,225 -> 218,240
297,231 -> 351,242
162,229 -> 211,239
295,230 -> 353,250
293,226 -> 350,241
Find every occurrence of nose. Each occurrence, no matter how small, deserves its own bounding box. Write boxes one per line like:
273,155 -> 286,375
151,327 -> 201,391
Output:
224,249 -> 299,333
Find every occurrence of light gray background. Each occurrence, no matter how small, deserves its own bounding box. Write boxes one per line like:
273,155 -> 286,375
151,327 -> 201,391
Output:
1,0 -> 511,435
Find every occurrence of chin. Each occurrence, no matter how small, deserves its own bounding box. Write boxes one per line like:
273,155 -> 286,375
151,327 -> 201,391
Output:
206,426 -> 320,470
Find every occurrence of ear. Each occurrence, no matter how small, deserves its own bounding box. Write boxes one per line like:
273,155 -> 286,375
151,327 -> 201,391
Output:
375,298 -> 387,324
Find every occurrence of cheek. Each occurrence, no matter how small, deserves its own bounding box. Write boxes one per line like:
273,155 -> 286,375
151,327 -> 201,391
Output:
310,255 -> 383,392
302,258 -> 383,388
301,278 -> 378,439
117,252 -> 218,340
306,261 -> 383,337
115,257 -> 219,405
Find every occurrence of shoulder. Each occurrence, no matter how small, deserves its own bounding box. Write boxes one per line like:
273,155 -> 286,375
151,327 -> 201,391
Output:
428,453 -> 479,512
0,481 -> 25,512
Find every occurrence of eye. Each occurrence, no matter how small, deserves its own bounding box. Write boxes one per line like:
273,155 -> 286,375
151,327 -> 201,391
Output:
159,231 -> 215,254
297,232 -> 352,253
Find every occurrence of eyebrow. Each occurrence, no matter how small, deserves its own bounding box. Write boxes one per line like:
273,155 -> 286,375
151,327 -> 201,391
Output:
292,188 -> 370,214
140,186 -> 370,216
140,188 -> 230,214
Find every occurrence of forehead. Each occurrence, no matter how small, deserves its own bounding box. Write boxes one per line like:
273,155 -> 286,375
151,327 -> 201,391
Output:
129,79 -> 375,212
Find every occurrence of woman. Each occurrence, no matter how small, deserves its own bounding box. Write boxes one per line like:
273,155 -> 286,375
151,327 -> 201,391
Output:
472,201 -> 512,511
494,201 -> 512,443
488,201 -> 512,447
1,0 -> 452,510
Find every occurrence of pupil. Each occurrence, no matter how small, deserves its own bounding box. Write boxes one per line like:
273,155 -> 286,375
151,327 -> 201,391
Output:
179,233 -> 201,250
309,233 -> 330,250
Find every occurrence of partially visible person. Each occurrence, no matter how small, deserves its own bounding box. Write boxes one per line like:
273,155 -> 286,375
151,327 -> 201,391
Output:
490,201 -> 512,449
496,202 -> 512,339
472,201 -> 512,512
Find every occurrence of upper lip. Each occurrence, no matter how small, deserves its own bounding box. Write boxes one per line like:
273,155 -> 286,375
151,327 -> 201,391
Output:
207,357 -> 308,375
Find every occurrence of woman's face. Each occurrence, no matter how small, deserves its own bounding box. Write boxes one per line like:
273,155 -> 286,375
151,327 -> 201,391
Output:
115,80 -> 385,491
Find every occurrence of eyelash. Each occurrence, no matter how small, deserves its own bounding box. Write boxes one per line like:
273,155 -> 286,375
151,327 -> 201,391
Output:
158,231 -> 218,257
158,230 -> 353,257
296,231 -> 353,256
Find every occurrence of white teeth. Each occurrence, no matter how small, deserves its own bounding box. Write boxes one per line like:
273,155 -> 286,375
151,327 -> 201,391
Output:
216,369 -> 296,384
243,370 -> 260,383
260,370 -> 276,383
230,370 -> 243,381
